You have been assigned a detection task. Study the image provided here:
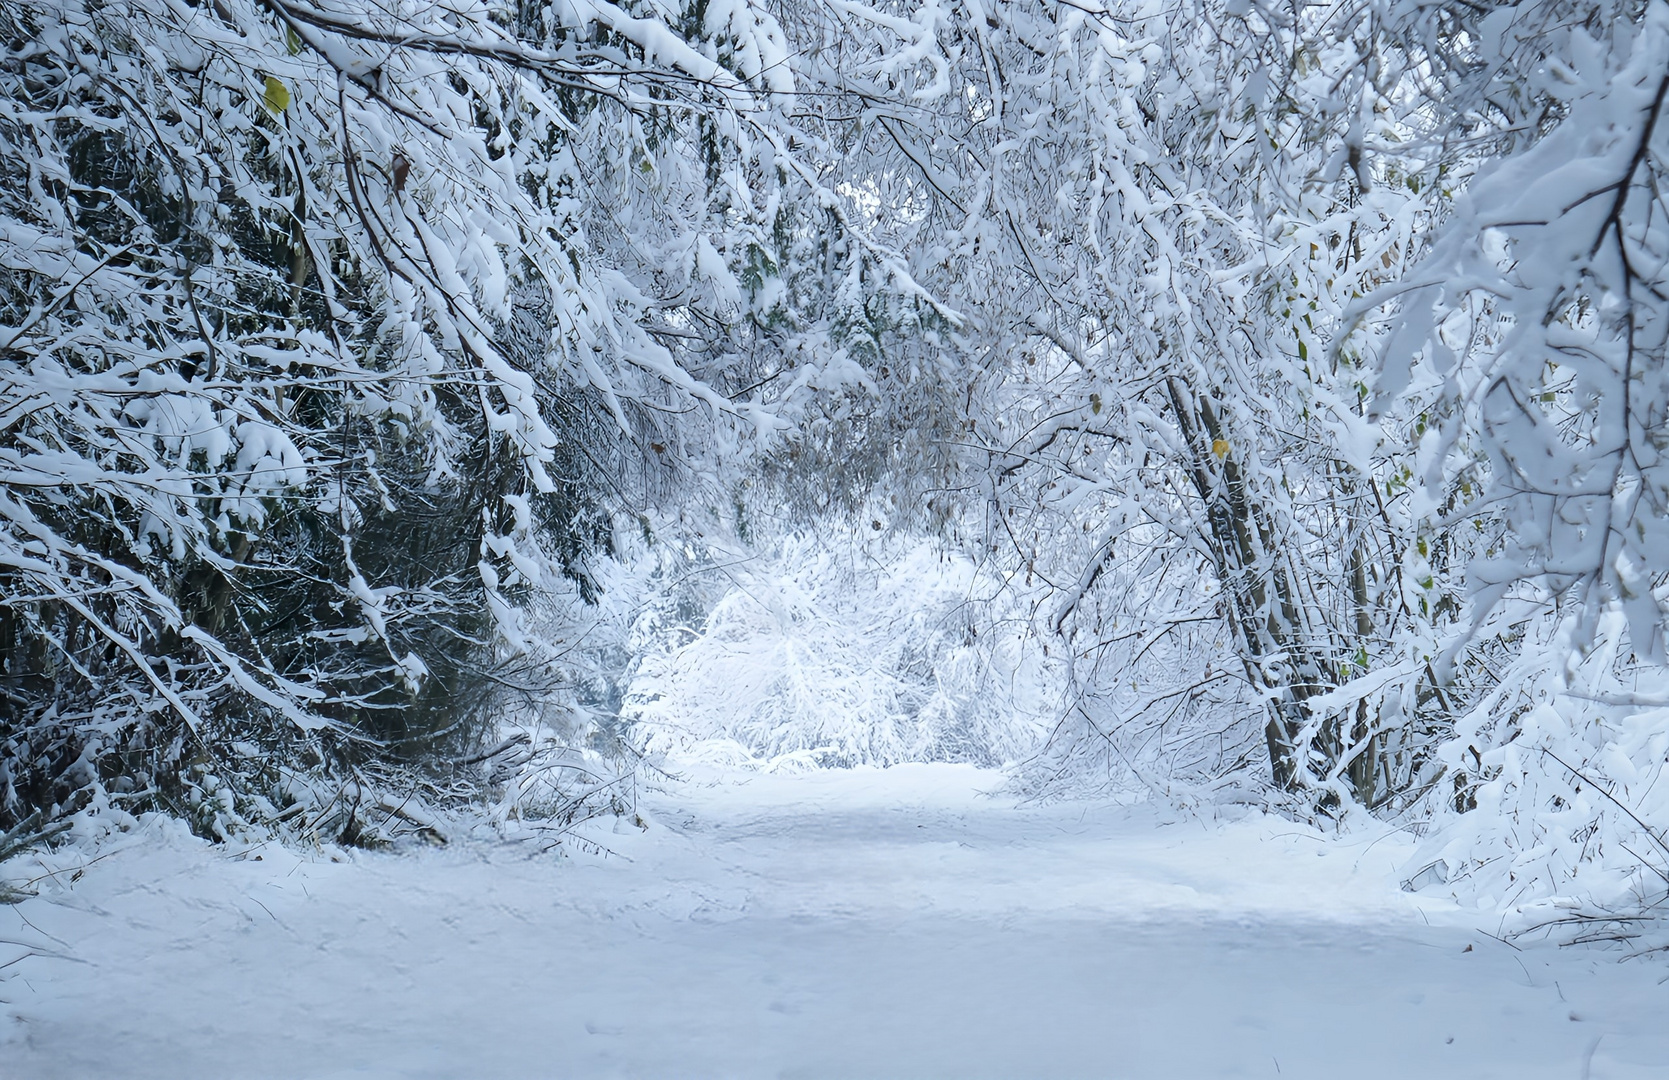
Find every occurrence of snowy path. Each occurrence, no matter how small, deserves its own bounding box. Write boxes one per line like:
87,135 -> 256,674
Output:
2,764 -> 1665,1079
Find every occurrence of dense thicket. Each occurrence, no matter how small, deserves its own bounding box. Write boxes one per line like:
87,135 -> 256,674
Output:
0,0 -> 900,841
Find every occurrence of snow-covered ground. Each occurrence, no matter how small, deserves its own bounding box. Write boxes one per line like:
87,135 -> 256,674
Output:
1,763 -> 1665,1078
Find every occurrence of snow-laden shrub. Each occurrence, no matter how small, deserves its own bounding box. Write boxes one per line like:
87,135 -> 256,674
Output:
1406,609 -> 1669,935
623,535 -> 1057,767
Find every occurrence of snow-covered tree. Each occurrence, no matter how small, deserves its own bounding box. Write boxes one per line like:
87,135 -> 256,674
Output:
748,0 -> 1454,809
0,0 -> 900,838
1362,0 -> 1669,919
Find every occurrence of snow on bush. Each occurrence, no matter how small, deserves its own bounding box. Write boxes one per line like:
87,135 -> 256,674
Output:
1408,609 -> 1669,929
623,535 -> 1056,768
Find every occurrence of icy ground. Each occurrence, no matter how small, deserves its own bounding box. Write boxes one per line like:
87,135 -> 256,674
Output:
1,764 -> 1666,1079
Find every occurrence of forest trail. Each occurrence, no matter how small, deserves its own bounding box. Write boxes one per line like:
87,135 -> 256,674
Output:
1,763 -> 1665,1079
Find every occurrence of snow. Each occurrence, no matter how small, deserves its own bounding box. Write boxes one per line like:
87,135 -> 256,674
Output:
3,764 -> 1665,1078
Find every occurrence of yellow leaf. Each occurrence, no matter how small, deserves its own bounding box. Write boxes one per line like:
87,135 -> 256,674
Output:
1211,438 -> 1230,460
263,76 -> 291,114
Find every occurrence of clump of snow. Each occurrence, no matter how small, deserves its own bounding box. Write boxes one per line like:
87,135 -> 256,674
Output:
701,0 -> 795,96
